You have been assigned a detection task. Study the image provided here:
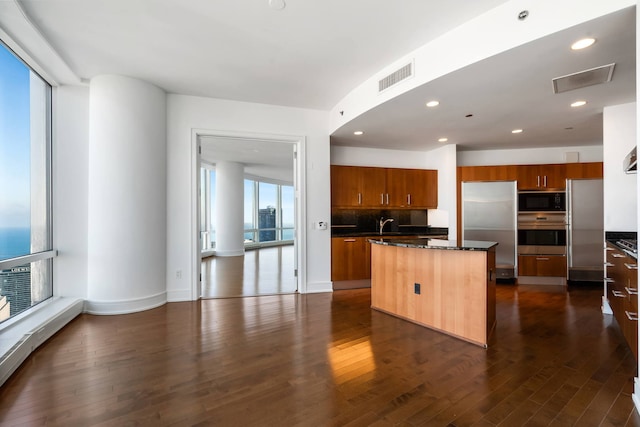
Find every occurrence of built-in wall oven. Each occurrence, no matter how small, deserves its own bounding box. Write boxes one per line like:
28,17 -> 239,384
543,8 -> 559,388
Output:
517,213 -> 567,255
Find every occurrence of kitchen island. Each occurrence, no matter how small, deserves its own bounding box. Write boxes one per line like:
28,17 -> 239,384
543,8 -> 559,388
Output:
369,238 -> 497,347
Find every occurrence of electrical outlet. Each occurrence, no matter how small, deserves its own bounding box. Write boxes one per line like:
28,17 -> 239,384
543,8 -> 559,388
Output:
414,283 -> 421,294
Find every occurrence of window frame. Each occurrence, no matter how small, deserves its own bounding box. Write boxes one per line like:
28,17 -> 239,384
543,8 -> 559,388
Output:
0,39 -> 56,325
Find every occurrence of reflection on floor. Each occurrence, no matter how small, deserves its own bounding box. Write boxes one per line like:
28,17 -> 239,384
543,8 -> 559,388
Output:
201,245 -> 297,298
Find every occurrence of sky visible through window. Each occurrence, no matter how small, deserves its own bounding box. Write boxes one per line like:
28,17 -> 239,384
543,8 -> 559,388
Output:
0,43 -> 31,259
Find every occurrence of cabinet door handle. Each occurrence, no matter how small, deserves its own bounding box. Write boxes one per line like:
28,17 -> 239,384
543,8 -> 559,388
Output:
624,263 -> 638,270
386,193 -> 389,205
625,286 -> 638,295
407,194 -> 411,205
543,176 -> 547,187
536,257 -> 550,261
605,247 -> 615,251
612,253 -> 626,258
537,176 -> 540,187
605,262 -> 615,267
612,290 -> 626,298
605,278 -> 614,283
380,194 -> 384,205
625,311 -> 639,321
358,193 -> 362,205
344,239 -> 356,242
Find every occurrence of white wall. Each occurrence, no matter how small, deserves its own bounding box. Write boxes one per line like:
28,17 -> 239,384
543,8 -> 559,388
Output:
166,95 -> 331,299
53,85 -> 89,299
86,75 -> 167,314
331,144 -> 458,238
603,102 -> 637,232
457,145 -> 603,166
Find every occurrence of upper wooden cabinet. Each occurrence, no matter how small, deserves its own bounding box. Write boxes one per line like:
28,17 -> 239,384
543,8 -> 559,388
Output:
331,166 -> 385,207
331,165 -> 438,208
458,165 -> 518,182
459,162 -> 602,189
565,162 -> 604,179
517,164 -> 566,190
386,168 -> 438,208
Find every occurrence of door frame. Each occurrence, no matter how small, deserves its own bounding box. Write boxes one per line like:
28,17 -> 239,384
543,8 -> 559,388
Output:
190,128 -> 307,299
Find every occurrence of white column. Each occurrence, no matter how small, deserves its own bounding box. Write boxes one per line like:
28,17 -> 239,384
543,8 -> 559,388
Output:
215,161 -> 245,257
86,75 -> 167,314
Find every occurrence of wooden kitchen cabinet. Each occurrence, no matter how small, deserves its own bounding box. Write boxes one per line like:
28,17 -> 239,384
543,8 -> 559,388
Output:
458,165 -> 518,182
517,164 -> 566,190
331,237 -> 371,281
386,168 -> 437,208
331,165 -> 386,208
605,243 -> 638,359
518,255 -> 567,277
331,165 -> 437,209
565,162 -> 603,179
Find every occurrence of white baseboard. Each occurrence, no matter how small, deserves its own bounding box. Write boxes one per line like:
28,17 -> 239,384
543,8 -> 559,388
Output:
633,378 -> 640,415
602,296 -> 613,315
167,289 -> 194,302
84,291 -> 167,315
0,297 -> 84,387
304,281 -> 333,294
214,249 -> 245,257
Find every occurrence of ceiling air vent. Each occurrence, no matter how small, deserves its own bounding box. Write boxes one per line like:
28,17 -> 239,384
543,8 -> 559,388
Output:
552,63 -> 615,94
379,62 -> 413,93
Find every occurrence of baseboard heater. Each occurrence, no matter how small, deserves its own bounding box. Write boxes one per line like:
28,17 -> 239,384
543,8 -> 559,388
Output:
0,298 -> 84,387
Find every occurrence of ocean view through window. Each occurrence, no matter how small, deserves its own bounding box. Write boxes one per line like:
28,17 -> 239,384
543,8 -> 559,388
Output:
0,41 -> 54,324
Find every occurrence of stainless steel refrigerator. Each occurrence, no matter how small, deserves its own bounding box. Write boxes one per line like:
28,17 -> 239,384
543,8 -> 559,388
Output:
567,178 -> 604,282
462,181 -> 517,279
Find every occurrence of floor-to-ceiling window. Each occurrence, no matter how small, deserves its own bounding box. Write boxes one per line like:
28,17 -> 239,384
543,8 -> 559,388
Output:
246,179 -> 294,246
0,41 -> 54,324
199,167 -> 294,250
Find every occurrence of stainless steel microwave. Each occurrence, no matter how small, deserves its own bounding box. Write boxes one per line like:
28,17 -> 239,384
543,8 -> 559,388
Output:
518,191 -> 566,212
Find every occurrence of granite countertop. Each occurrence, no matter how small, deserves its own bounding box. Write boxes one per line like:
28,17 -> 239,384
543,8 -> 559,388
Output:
369,238 -> 498,251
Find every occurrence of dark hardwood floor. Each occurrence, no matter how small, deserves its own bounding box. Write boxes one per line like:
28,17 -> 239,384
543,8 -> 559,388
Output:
201,245 -> 297,298
1,284 -> 639,426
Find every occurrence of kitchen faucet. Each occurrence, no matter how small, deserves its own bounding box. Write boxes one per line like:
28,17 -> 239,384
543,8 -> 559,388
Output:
379,217 -> 394,235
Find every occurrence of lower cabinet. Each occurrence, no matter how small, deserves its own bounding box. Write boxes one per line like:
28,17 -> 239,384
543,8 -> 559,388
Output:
518,255 -> 567,277
605,243 -> 638,359
331,237 -> 371,281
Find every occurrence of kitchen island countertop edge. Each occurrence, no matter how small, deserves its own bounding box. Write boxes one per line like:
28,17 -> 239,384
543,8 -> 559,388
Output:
368,238 -> 498,251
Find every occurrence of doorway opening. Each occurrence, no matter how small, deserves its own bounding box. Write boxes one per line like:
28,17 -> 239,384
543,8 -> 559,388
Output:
191,130 -> 306,299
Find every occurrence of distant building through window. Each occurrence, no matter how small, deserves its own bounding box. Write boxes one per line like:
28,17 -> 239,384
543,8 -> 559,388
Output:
199,168 -> 294,250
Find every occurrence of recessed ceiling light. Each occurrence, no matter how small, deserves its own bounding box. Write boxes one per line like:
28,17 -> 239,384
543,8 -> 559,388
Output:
512,129 -> 523,134
268,0 -> 286,10
426,100 -> 440,108
438,138 -> 448,143
353,131 -> 364,136
571,38 -> 596,50
571,100 -> 587,107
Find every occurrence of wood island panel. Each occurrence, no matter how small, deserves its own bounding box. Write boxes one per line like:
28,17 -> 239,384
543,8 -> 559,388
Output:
370,243 -> 496,347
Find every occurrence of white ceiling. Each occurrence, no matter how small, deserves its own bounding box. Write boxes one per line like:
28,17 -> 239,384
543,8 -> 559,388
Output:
199,136 -> 294,183
331,7 -> 636,152
18,0 -> 509,110
13,0 -> 637,171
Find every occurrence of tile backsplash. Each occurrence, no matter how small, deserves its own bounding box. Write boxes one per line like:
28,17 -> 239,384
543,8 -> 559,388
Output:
331,209 -> 428,234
